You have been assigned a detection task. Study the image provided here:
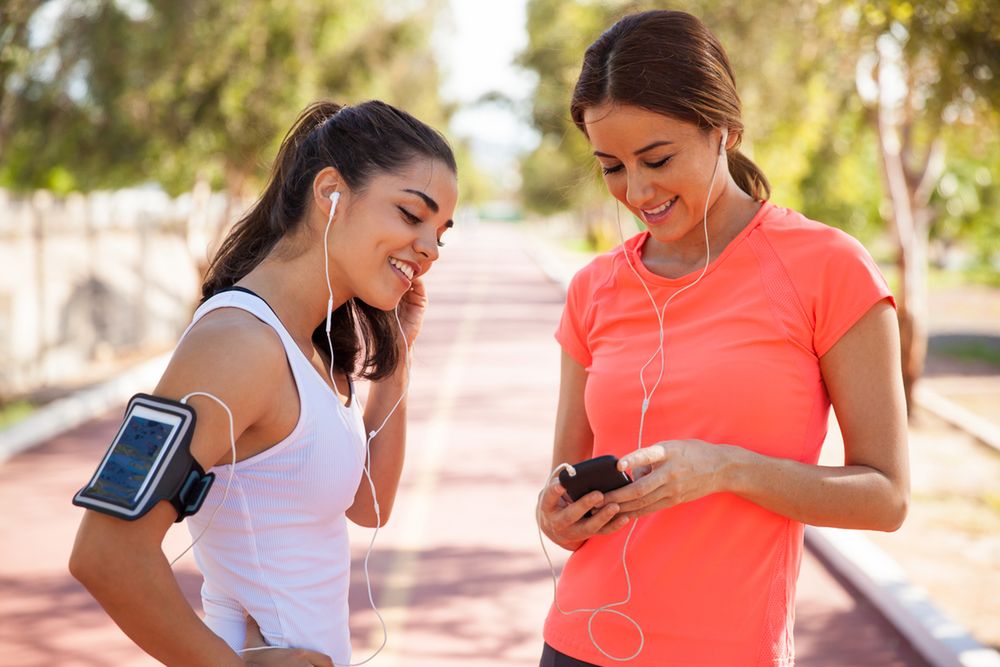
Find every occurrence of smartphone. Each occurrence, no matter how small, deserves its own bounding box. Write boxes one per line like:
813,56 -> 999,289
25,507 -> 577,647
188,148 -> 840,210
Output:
558,455 -> 632,516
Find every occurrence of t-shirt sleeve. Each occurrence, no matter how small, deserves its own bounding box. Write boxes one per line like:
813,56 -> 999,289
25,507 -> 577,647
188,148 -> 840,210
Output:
555,268 -> 593,367
811,229 -> 895,357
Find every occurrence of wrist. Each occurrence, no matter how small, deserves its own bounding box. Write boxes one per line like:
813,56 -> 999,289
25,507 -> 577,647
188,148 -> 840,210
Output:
720,444 -> 754,496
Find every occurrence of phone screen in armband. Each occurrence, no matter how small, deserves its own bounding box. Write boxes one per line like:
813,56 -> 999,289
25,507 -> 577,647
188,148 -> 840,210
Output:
73,394 -> 213,521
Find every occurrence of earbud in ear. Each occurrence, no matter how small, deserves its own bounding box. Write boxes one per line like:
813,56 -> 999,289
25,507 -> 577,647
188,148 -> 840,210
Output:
719,129 -> 729,156
328,191 -> 340,216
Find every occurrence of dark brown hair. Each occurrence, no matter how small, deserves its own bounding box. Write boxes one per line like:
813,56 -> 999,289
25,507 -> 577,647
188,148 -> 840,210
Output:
202,100 -> 456,380
570,10 -> 770,200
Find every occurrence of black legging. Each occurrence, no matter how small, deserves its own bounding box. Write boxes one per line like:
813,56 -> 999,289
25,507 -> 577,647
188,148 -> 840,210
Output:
539,643 -> 600,667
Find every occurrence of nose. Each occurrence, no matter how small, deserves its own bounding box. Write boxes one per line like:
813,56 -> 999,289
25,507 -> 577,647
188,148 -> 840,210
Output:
625,168 -> 656,210
414,226 -> 439,263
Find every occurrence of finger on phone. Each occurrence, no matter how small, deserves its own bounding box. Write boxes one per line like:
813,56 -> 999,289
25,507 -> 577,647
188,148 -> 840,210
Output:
620,445 -> 668,472
539,479 -> 567,513
562,490 -> 603,523
583,502 -> 620,532
596,512 -> 631,534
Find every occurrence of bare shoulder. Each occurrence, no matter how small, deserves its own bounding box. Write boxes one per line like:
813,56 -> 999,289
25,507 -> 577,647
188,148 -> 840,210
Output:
155,308 -> 287,414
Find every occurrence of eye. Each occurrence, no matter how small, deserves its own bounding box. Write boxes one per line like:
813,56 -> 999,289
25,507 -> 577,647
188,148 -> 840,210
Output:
601,163 -> 624,175
436,238 -> 447,248
645,155 -> 673,169
397,206 -> 421,224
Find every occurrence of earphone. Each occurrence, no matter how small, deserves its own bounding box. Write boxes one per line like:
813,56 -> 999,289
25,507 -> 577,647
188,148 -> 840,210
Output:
541,126 -> 730,662
324,191 -> 341,337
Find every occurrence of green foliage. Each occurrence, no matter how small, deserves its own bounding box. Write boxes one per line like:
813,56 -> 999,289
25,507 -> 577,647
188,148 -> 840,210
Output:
0,0 -> 456,199
0,399 -> 35,429
515,0 -> 620,214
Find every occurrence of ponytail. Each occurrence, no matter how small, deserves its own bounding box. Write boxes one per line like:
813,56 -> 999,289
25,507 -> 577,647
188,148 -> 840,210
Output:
200,100 -> 455,380
728,149 -> 770,201
203,102 -> 344,301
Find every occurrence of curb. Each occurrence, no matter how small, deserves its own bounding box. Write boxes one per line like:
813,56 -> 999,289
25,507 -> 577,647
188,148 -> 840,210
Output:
0,353 -> 171,465
806,527 -> 1000,667
521,228 -> 1000,667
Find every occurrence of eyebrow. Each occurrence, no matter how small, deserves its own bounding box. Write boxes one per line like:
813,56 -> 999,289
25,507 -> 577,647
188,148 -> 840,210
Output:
404,188 -> 439,212
403,188 -> 453,228
593,140 -> 674,159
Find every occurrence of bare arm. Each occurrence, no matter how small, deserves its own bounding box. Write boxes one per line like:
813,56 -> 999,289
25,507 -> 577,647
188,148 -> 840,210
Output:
346,277 -> 426,527
69,313 -> 332,666
608,300 -> 910,531
347,359 -> 408,527
727,300 -> 909,529
535,351 -> 631,551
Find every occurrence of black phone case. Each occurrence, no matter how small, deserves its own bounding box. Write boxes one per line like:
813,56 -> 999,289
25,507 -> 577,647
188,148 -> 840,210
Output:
558,454 -> 632,502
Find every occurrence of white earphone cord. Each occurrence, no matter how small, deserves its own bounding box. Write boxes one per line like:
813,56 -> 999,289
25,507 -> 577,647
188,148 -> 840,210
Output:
540,131 -> 726,662
173,190 -> 410,666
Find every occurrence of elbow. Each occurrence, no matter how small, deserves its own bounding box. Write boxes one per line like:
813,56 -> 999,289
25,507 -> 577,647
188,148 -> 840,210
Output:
69,535 -> 105,590
69,520 -> 120,592
348,503 -> 393,528
877,488 -> 909,533
373,503 -> 393,527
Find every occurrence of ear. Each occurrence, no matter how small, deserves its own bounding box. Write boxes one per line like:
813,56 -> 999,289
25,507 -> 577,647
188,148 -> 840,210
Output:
312,166 -> 344,219
723,128 -> 739,153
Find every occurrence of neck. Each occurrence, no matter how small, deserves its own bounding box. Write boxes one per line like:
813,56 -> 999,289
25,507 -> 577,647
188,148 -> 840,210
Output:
238,241 -> 349,345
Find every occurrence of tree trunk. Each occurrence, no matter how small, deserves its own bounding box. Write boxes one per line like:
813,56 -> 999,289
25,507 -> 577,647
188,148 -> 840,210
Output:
873,51 -> 945,417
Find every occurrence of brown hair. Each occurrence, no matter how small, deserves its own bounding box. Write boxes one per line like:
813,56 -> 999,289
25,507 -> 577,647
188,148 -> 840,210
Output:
202,100 -> 456,380
570,9 -> 770,200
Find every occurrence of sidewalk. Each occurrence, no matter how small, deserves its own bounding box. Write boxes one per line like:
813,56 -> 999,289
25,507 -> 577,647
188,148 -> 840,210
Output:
0,221 -> 979,666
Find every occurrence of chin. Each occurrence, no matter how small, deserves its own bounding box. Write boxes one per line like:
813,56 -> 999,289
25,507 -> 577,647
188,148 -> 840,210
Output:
358,290 -> 404,312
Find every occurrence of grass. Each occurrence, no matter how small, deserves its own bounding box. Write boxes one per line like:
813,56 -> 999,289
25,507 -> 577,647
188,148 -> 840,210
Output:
882,265 -> 1000,292
930,339 -> 1000,367
0,400 -> 36,430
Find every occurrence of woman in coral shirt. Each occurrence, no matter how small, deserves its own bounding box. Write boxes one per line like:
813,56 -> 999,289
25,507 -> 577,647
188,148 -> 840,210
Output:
535,10 -> 909,667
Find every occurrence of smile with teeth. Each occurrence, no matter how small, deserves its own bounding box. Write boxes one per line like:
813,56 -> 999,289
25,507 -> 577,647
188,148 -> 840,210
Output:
642,196 -> 678,218
389,256 -> 414,281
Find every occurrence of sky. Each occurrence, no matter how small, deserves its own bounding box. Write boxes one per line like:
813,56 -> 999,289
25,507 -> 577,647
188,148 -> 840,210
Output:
434,0 -> 540,187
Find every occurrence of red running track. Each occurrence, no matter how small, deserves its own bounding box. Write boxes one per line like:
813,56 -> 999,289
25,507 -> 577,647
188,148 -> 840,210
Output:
0,222 -> 928,666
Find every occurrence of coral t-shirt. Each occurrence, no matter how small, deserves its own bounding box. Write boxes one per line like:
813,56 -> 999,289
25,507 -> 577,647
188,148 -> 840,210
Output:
545,202 -> 894,666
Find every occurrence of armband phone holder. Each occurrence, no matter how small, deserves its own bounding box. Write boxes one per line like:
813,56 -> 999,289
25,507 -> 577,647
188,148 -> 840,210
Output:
72,393 -> 214,522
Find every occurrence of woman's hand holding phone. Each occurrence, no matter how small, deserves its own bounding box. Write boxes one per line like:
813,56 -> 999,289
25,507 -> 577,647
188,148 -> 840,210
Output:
604,439 -> 734,518
536,455 -> 633,551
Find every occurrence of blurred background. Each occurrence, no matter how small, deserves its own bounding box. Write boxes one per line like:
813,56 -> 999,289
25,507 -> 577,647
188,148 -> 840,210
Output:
0,0 -> 998,655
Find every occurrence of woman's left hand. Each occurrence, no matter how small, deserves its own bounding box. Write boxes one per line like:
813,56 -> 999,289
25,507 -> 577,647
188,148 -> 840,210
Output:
396,276 -> 428,349
604,439 -> 736,518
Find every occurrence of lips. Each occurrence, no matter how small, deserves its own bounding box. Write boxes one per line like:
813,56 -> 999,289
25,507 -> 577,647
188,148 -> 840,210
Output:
640,196 -> 678,225
388,256 -> 417,282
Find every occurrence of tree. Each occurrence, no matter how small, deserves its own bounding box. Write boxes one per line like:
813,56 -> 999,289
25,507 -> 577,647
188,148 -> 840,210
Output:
839,0 -> 1000,411
0,0 -> 48,159
1,0 -> 452,197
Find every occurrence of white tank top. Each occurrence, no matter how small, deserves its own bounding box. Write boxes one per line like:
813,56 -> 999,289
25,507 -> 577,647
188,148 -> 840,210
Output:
181,288 -> 367,663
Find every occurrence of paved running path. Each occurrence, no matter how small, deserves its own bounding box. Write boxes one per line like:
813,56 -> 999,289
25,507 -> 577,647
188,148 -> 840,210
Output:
0,222 -> 928,666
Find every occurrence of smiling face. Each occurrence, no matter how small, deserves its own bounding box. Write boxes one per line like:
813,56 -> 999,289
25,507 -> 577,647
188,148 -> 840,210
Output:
583,103 -> 731,249
328,158 -> 458,310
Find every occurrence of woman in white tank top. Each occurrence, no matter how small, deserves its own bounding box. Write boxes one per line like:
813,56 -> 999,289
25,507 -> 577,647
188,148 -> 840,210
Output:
70,100 -> 459,666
